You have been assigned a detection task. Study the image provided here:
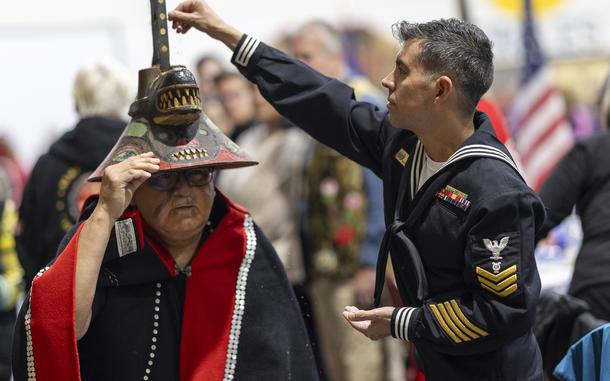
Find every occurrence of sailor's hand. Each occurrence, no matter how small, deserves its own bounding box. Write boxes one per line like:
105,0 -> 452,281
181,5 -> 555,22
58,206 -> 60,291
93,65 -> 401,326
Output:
97,152 -> 160,220
169,0 -> 242,50
342,306 -> 394,341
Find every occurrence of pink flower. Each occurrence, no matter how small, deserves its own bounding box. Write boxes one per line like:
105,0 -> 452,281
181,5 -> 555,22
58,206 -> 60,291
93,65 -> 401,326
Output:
320,177 -> 339,198
343,192 -> 363,210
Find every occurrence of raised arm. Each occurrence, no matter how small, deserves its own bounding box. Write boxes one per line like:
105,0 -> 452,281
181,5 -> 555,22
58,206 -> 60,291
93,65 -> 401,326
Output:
169,0 -> 391,176
74,153 -> 159,338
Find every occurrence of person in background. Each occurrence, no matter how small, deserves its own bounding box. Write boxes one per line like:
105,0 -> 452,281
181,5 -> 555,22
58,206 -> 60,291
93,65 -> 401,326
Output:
0,166 -> 23,381
217,89 -> 308,288
291,21 -> 400,381
195,55 -> 224,100
194,56 -> 233,139
216,90 -> 325,376
214,72 -> 257,141
537,76 -> 610,321
16,59 -> 133,290
0,138 -> 27,206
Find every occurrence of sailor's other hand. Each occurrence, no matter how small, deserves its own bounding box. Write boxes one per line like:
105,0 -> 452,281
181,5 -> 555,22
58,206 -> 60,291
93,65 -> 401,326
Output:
98,152 -> 160,220
342,305 -> 394,341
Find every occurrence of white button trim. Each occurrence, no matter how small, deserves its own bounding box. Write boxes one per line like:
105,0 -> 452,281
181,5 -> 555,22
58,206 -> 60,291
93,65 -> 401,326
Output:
222,215 -> 257,380
25,265 -> 49,381
142,282 -> 163,380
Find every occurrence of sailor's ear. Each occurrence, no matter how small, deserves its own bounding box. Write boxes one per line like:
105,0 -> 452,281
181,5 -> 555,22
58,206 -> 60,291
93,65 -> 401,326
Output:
434,75 -> 453,103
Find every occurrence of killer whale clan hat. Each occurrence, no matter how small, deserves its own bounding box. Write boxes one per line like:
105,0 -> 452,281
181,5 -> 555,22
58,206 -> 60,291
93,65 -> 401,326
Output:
89,0 -> 256,182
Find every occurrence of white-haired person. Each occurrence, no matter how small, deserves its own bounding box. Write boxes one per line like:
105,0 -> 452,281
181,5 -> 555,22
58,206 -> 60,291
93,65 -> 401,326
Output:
16,59 -> 134,290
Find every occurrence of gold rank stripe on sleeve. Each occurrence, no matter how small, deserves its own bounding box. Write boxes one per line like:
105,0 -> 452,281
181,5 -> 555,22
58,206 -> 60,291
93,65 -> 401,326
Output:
476,265 -> 518,298
428,300 -> 488,344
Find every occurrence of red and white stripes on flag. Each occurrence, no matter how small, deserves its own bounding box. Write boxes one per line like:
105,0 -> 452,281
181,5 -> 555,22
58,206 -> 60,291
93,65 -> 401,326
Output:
509,67 -> 573,191
508,0 -> 573,191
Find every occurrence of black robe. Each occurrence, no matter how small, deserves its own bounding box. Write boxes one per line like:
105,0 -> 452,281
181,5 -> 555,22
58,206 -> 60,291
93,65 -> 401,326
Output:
13,193 -> 318,381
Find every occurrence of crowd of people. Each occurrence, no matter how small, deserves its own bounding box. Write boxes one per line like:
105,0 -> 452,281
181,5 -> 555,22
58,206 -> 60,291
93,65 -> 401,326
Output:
1,0 -> 610,380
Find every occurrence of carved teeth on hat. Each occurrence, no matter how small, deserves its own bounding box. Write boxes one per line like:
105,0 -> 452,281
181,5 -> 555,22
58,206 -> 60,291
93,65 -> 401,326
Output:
157,86 -> 202,112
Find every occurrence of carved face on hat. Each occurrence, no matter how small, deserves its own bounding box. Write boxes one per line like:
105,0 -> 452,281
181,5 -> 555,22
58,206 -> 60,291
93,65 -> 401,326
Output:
90,66 -> 257,181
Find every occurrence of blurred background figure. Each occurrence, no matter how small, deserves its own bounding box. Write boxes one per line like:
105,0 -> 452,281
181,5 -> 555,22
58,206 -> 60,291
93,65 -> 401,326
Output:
216,89 -> 322,374
0,138 -> 27,206
195,55 -> 224,100
291,21 -> 402,381
0,138 -> 25,381
532,75 -> 610,379
538,75 -> 610,322
0,196 -> 20,381
217,89 -> 308,286
214,72 -> 258,141
194,55 -> 233,136
16,59 -> 133,290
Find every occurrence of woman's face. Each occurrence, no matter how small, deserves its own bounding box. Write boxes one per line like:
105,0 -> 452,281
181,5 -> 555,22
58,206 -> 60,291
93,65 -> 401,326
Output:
133,169 -> 215,243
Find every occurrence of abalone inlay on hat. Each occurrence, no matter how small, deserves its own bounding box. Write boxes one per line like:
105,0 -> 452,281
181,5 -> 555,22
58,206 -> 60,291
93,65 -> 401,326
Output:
89,0 -> 256,182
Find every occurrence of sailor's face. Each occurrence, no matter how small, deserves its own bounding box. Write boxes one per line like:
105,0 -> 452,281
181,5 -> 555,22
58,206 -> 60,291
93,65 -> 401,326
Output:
381,40 -> 437,132
134,174 -> 215,242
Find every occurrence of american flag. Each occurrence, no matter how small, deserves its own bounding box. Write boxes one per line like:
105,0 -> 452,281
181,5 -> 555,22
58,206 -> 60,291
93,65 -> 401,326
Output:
508,0 -> 573,191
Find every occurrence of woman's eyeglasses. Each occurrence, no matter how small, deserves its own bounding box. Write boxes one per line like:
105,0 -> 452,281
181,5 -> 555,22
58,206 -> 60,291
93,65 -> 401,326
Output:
147,168 -> 215,191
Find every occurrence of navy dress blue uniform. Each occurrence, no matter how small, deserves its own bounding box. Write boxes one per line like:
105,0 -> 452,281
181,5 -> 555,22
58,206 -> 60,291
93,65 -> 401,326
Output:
231,35 -> 545,381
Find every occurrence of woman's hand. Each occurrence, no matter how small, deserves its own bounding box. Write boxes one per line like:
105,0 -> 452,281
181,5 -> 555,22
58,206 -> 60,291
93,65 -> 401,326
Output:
97,152 -> 160,221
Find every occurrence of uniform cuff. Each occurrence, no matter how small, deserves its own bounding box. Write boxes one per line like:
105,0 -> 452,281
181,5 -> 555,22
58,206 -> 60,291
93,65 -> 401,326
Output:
390,307 -> 419,341
231,34 -> 262,68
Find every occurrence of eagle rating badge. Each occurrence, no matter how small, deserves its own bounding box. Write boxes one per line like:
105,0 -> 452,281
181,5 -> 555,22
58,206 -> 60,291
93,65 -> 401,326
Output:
475,236 -> 518,298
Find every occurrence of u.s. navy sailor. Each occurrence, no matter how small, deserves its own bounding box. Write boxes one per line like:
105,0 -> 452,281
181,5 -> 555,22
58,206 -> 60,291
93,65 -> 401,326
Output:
169,2 -> 545,380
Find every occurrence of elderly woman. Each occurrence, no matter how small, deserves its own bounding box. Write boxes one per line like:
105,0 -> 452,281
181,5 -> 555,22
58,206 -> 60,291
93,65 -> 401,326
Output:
12,66 -> 318,381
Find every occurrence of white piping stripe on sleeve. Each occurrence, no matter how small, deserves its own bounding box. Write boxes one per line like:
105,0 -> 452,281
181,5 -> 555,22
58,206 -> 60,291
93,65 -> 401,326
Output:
401,308 -> 408,340
395,308 -> 406,340
235,35 -> 253,65
237,36 -> 256,64
236,37 -> 256,66
404,307 -> 416,342
393,308 -> 400,339
394,307 -> 416,341
243,39 -> 260,66
396,307 -> 406,340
